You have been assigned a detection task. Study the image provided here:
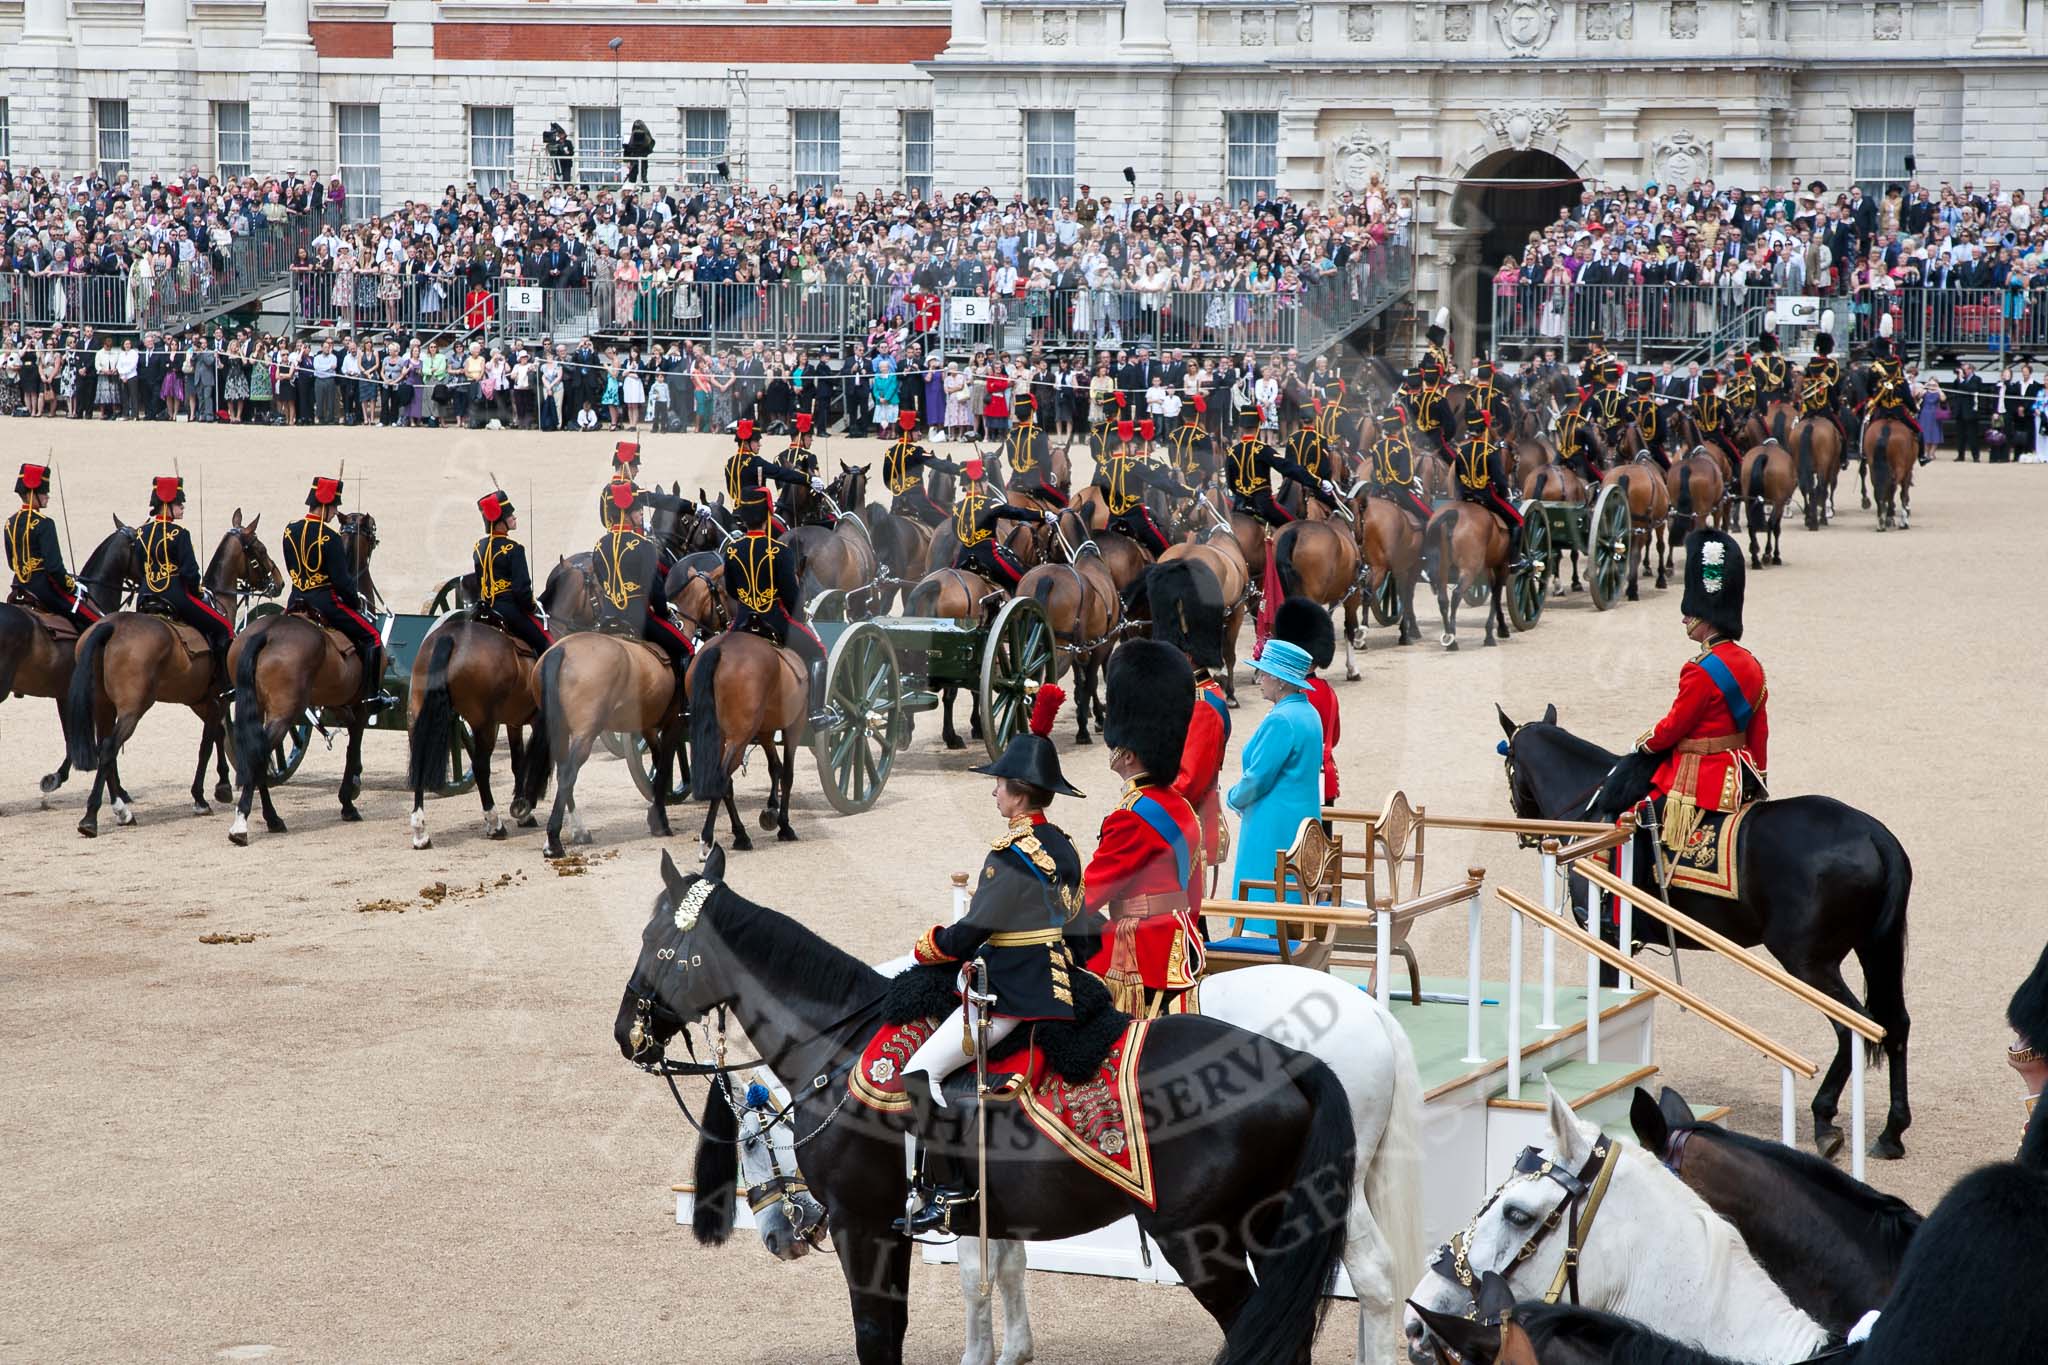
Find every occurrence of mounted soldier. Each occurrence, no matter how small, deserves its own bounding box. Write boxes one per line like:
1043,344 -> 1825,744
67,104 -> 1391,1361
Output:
1607,527 -> 1767,860
1554,390 -> 1603,482
1165,394 -> 1215,486
883,410 -> 959,528
1454,404 -> 1524,561
1225,407 -> 1335,528
7,463 -> 101,633
1589,356 -> 1631,449
1688,369 -> 1743,480
282,475 -> 389,711
1366,402 -> 1433,524
896,686 -> 1084,1233
951,459 -> 1051,591
594,478 -> 694,684
1463,357 -> 1515,438
724,419 -> 819,535
1423,307 -> 1453,376
1312,379 -> 1362,474
612,439 -> 642,482
1412,357 -> 1460,462
1079,639 -> 1203,1017
1578,335 -> 1614,394
1148,560 -> 1233,893
1097,419 -> 1191,555
1752,330 -> 1791,403
1801,332 -> 1846,442
472,489 -> 553,657
1866,336 -> 1924,465
724,485 -> 832,730
1726,353 -> 1759,416
1285,400 -> 1334,489
1001,392 -> 1066,506
1630,373 -> 1670,469
776,413 -> 827,525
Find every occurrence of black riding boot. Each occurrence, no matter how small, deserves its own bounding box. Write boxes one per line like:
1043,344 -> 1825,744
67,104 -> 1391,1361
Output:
359,644 -> 396,713
807,657 -> 833,732
893,1073 -> 977,1237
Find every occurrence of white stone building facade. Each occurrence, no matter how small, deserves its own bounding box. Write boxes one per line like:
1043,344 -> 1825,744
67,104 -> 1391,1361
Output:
7,0 -> 2048,346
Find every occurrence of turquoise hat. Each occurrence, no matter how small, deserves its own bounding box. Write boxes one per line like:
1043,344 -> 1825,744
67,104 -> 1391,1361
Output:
1249,638 -> 1313,690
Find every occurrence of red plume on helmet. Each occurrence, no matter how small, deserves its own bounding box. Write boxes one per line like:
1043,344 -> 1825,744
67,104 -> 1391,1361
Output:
793,412 -> 813,434
16,463 -> 49,496
899,410 -> 917,431
963,458 -> 986,481
152,475 -> 184,507
1029,684 -> 1066,738
1116,419 -> 1135,442
307,476 -> 343,508
1139,419 -> 1155,441
735,419 -> 755,443
1190,394 -> 1207,414
606,479 -> 639,511
613,440 -> 639,467
478,490 -> 512,523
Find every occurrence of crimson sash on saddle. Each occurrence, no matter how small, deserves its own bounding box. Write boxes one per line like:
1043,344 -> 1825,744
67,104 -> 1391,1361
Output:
850,1017 -> 1158,1206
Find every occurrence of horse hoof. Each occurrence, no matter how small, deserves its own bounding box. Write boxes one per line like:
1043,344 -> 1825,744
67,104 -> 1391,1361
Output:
115,806 -> 137,827
648,821 -> 673,839
509,799 -> 532,821
228,829 -> 248,847
77,819 -> 98,839
571,828 -> 594,847
1813,1124 -> 1844,1161
215,782 -> 233,803
1072,733 -> 1091,746
193,800 -> 211,817
487,825 -> 508,841
1483,636 -> 1498,648
1870,1134 -> 1907,1161
944,735 -> 966,752
544,840 -> 565,860
341,807 -> 363,824
777,827 -> 799,843
758,808 -> 779,832
1860,497 -> 1871,509
265,817 -> 288,834
39,773 -> 63,795
732,832 -> 754,852
1345,668 -> 1360,681
517,814 -> 538,829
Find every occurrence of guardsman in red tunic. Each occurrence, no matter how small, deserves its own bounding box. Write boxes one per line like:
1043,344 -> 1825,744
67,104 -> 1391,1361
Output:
1079,639 -> 1204,1017
1633,528 -> 1768,853
1147,560 -> 1233,892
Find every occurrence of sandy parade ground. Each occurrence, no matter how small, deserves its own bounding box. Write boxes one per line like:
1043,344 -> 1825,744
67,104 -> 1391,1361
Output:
2,423 -> 2043,1364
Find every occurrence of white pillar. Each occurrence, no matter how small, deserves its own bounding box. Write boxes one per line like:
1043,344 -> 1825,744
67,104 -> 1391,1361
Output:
264,0 -> 314,48
1121,0 -> 1170,55
142,0 -> 193,46
1976,0 -> 2026,47
20,0 -> 72,44
947,0 -> 987,52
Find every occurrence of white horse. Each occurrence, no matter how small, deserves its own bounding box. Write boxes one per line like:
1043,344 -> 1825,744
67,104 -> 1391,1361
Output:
1403,1083 -> 1834,1365
735,962 -> 1425,1365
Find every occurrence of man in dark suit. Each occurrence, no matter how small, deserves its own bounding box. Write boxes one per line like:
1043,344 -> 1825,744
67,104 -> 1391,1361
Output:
1950,361 -> 1988,462
1119,347 -> 1157,409
137,332 -> 170,420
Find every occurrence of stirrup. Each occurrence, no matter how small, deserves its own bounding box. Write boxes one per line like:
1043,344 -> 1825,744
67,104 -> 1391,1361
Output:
894,1187 -> 974,1237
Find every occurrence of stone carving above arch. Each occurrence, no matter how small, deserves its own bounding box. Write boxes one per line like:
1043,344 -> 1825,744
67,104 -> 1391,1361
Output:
1482,105 -> 1568,152
1328,127 -> 1391,193
1650,129 -> 1714,186
1494,0 -> 1559,55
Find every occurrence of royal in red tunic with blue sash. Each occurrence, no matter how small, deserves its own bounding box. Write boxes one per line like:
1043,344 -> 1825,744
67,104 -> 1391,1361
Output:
1081,779 -> 1204,1013
1637,636 -> 1769,813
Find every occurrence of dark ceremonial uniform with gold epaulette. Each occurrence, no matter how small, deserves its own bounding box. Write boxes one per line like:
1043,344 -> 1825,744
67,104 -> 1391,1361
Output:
1688,375 -> 1742,476
723,449 -> 807,533
1630,379 -> 1668,469
1286,422 -> 1333,486
1590,373 -> 1631,448
1867,353 -> 1924,463
7,475 -> 102,631
1412,379 -> 1458,461
912,814 -> 1085,1022
283,496 -> 386,705
723,525 -> 826,671
1225,427 -> 1328,528
1002,421 -> 1066,506
594,504 -> 692,672
135,479 -> 234,682
1313,396 -> 1359,471
1726,362 -> 1758,415
1554,403 -> 1600,481
951,486 -> 1037,590
1096,440 -> 1188,555
473,532 -> 552,656
1454,423 -> 1524,551
884,433 -> 958,528
1366,418 -> 1432,524
1753,349 -> 1790,403
1166,411 -> 1215,484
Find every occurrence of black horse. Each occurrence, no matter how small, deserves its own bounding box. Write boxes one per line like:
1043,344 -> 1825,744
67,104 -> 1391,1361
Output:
1629,1086 -> 1919,1335
616,850 -> 1356,1365
1496,706 -> 1912,1161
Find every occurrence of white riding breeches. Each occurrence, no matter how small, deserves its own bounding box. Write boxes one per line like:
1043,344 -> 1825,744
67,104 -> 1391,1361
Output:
903,1004 -> 1018,1107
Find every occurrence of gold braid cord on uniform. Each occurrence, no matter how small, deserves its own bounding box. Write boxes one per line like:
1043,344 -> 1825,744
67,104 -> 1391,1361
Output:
286,520 -> 330,591
725,454 -> 748,503
885,438 -> 919,494
1105,458 -> 1142,515
732,536 -> 779,613
955,492 -> 990,547
475,535 -> 514,603
141,519 -> 181,593
598,529 -> 640,611
5,510 -> 43,581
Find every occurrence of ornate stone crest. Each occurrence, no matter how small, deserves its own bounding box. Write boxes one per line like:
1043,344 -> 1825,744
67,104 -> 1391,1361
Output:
1297,4 -> 1313,42
1873,2 -> 1903,39
1669,0 -> 1699,38
1328,129 -> 1391,193
1483,105 -> 1567,152
1493,0 -> 1559,55
1444,3 -> 1473,39
1042,9 -> 1068,45
1585,1 -> 1632,39
1346,4 -> 1375,41
1651,129 -> 1714,186
1241,9 -> 1268,45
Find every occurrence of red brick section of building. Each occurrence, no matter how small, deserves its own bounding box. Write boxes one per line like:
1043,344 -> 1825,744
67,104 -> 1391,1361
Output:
432,23 -> 948,62
311,21 -> 395,58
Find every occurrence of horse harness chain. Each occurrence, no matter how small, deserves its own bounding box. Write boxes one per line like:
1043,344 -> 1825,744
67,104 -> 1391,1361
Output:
1430,1134 -> 1620,1314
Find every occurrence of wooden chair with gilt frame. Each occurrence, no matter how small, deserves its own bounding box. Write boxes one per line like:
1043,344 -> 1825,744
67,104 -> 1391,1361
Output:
1202,817 -> 1344,973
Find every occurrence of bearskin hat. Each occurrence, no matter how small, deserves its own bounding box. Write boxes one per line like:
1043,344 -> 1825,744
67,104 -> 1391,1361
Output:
2009,942 -> 2048,1055
1103,639 -> 1193,782
1757,330 -> 1779,354
1425,323 -> 1448,348
1147,560 -> 1226,671
1273,596 -> 1336,671
1815,332 -> 1835,356
1679,529 -> 1745,641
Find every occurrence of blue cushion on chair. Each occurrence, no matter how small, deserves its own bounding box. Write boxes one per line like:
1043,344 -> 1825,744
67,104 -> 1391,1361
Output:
1204,936 -> 1310,956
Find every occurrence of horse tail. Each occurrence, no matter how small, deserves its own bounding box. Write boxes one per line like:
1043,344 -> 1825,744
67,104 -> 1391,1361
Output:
1859,821 -> 1914,1067
1742,447 -> 1767,503
1218,1051 -> 1355,1365
1675,458 -> 1696,524
906,574 -> 944,615
1422,506 -> 1458,582
1272,524 -> 1302,600
64,621 -> 109,771
689,1073 -> 741,1246
0,607 -> 28,706
230,626 -> 274,786
537,643 -> 569,766
1364,1004 -> 1426,1310
688,639 -> 727,802
1796,422 -> 1816,504
407,629 -> 458,798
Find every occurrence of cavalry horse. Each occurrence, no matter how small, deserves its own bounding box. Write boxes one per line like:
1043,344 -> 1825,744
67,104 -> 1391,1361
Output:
65,514 -> 283,838
787,465 -> 884,616
904,567 -> 1004,750
861,467 -> 954,615
540,487 -> 724,633
1863,412 -> 1919,531
685,627 -> 806,855
1160,495 -> 1256,695
1664,447 -> 1727,539
1497,708 -> 1913,1160
1,523 -> 135,804
619,851 -> 1362,1365
224,514 -> 378,845
1790,410 -> 1847,530
1016,510 -> 1123,744
405,613 -> 552,850
531,629 -> 686,859
1738,439 -> 1797,567
1421,495 -> 1514,650
1269,512 -> 1365,677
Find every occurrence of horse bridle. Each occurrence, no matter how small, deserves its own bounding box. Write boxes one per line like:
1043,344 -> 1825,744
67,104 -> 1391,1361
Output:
1430,1135 -> 1619,1314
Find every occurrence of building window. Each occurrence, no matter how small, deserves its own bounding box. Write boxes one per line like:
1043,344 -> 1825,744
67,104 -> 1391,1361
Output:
215,102 -> 252,182
95,100 -> 131,181
793,109 -> 840,194
576,107 -> 621,185
336,103 -> 382,221
683,109 -> 728,185
1852,110 -> 1913,200
470,106 -> 515,193
1225,111 -> 1279,204
1024,110 -> 1075,205
902,110 -> 933,199
0,100 -> 11,162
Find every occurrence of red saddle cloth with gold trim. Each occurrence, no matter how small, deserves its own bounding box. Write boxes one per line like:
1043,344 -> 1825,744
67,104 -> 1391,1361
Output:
849,1016 -> 1157,1208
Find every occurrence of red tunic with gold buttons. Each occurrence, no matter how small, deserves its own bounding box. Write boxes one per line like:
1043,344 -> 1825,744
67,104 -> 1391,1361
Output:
1080,779 -> 1204,1011
1638,637 -> 1769,812
1175,677 -> 1231,872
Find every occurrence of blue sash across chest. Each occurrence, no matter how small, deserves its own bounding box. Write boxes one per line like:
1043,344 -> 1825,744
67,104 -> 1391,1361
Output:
1695,650 -> 1755,732
1129,794 -> 1192,888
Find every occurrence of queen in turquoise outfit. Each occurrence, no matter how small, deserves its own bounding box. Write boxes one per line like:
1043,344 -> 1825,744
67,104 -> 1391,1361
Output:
1227,639 -> 1327,906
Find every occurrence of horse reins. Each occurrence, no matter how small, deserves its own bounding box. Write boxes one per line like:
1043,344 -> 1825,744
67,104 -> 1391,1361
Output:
1430,1135 -> 1620,1313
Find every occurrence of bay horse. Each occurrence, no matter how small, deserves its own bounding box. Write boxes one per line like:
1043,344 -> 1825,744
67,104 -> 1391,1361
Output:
1496,707 -> 1913,1159
1863,414 -> 1918,531
1356,494 -> 1427,648
789,464 -> 884,615
65,514 -> 283,838
224,514 -> 380,845
530,631 -> 685,859
1738,439 -> 1796,568
619,851 -> 1359,1365
1269,515 -> 1364,677
904,567 -> 1003,750
685,630 -> 805,855
1160,523 -> 1254,694
1790,412 -> 1846,530
1,523 -> 136,803
404,616 -> 552,850
1422,502 -> 1512,650
1599,460 -> 1671,600
1630,1086 -> 1919,1335
1016,510 -> 1121,744
861,468 -> 953,614
1665,448 -> 1727,539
